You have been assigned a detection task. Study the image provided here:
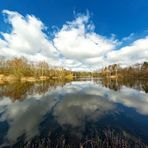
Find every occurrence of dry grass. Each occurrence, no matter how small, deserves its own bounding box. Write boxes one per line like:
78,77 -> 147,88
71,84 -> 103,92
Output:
14,129 -> 148,148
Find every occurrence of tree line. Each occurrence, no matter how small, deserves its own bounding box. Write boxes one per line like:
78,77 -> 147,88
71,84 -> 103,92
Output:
0,56 -> 147,80
0,56 -> 101,80
99,62 -> 148,79
0,56 -> 74,80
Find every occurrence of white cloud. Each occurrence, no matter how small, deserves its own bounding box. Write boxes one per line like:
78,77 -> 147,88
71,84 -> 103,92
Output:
0,10 -> 61,65
0,10 -> 148,70
53,14 -> 117,60
107,36 -> 148,66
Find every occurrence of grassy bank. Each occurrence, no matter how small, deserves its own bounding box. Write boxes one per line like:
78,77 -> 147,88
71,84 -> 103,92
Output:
0,74 -> 74,83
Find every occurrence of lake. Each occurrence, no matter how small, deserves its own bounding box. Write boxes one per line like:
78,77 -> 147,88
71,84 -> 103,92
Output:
0,79 -> 148,147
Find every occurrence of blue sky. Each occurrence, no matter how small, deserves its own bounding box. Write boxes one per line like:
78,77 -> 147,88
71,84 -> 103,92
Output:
1,0 -> 148,38
0,0 -> 148,70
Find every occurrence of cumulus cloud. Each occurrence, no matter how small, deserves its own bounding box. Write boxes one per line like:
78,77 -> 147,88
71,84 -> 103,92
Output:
0,10 -> 148,70
53,14 -> 117,60
107,36 -> 148,66
0,10 -> 61,66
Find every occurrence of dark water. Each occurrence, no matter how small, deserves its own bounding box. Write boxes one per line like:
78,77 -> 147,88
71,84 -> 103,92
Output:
0,79 -> 148,147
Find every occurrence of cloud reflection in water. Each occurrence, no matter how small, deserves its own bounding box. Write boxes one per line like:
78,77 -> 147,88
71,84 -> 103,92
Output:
0,80 -> 148,146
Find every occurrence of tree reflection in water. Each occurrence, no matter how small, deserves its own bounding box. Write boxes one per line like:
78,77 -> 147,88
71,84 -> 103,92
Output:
95,78 -> 148,93
0,79 -> 148,147
0,80 -> 70,101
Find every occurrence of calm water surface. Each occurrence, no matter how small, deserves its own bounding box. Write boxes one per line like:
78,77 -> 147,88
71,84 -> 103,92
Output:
0,79 -> 148,147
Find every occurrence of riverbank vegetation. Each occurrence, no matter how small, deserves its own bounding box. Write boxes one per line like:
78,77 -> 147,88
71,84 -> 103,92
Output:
0,56 -> 100,83
0,56 -> 101,83
14,128 -> 148,148
99,62 -> 148,79
0,56 -> 148,82
0,56 -> 76,82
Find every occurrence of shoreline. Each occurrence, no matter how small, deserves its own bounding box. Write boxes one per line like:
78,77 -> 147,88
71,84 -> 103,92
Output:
0,74 -> 74,84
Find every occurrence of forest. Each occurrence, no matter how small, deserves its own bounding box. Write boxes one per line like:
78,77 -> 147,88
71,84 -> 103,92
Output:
0,56 -> 74,82
0,56 -> 148,82
99,62 -> 148,79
